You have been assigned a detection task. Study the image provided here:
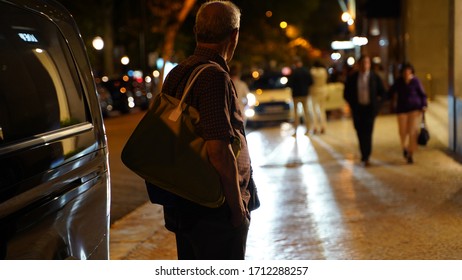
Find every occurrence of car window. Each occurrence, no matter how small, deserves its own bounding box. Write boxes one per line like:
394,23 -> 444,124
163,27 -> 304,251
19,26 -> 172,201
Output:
0,3 -> 89,147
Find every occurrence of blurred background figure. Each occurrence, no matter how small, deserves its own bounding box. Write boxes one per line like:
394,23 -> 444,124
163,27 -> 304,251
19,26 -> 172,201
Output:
309,60 -> 328,134
230,63 -> 249,127
343,55 -> 386,167
288,57 -> 313,136
372,62 -> 388,88
388,62 -> 428,164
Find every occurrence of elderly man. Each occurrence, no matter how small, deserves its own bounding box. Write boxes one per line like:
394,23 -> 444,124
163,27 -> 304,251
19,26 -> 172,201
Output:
148,0 -> 254,260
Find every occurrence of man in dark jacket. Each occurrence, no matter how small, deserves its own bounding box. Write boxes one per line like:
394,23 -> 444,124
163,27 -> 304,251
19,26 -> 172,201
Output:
344,55 -> 386,166
289,57 -> 313,136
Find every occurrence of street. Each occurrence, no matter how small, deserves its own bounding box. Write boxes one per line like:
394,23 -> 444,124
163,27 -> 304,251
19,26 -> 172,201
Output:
109,96 -> 462,260
104,110 -> 149,223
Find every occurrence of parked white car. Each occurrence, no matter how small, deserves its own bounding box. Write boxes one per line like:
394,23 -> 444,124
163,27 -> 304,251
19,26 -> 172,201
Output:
245,74 -> 294,125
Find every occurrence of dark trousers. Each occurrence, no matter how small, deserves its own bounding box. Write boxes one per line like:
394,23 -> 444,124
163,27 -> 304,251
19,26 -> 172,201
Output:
352,105 -> 376,162
163,205 -> 250,260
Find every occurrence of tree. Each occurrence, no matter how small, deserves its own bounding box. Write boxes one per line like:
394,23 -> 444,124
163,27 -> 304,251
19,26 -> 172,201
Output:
147,0 -> 196,89
58,0 -> 344,79
233,0 -> 322,70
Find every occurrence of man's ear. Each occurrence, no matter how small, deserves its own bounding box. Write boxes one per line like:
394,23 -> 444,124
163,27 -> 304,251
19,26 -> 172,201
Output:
230,28 -> 239,42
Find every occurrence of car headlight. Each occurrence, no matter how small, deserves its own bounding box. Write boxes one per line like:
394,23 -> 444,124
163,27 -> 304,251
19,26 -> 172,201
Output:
247,93 -> 256,107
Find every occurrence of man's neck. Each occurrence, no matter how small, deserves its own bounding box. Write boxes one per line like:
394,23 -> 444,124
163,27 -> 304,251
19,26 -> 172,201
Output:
197,42 -> 228,61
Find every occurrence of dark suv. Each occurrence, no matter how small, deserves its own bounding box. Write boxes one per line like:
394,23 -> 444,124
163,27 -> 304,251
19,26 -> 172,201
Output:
0,0 -> 111,259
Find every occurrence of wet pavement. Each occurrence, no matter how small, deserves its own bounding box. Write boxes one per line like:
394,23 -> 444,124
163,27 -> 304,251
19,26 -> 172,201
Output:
110,96 -> 462,260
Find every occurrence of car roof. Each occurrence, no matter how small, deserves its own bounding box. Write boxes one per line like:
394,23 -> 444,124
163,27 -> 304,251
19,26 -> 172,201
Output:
3,0 -> 74,25
249,73 -> 289,90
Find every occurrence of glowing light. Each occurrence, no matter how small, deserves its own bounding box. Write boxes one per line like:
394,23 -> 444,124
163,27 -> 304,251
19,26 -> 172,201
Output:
121,56 -> 130,65
245,108 -> 255,118
352,36 -> 368,46
252,71 -> 260,79
102,76 -> 109,82
92,36 -> 104,50
247,93 -> 257,106
347,57 -> 356,66
280,21 -> 288,29
280,77 -> 288,85
372,57 -> 382,64
281,67 -> 292,76
35,48 -> 43,53
128,96 -> 135,108
18,32 -> 38,42
153,70 -> 160,78
265,11 -> 273,18
341,12 -> 351,22
331,41 -> 355,50
331,52 -> 341,61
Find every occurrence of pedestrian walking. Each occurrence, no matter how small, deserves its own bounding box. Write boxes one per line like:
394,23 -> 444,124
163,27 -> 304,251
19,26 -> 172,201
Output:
309,60 -> 328,134
343,55 -> 386,167
289,57 -> 313,136
388,62 -> 428,164
146,0 -> 255,260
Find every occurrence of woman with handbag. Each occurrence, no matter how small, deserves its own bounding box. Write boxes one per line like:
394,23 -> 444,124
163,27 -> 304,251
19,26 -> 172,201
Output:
388,63 -> 428,164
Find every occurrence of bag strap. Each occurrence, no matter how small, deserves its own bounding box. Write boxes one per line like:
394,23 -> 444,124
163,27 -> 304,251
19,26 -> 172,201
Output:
182,62 -> 220,104
168,62 -> 218,122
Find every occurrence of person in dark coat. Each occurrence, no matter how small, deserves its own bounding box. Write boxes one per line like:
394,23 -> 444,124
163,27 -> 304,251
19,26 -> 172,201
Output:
289,57 -> 313,136
343,55 -> 386,166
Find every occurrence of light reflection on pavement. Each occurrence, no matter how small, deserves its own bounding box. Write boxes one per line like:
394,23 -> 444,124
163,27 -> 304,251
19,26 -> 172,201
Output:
245,109 -> 462,259
246,128 -> 343,260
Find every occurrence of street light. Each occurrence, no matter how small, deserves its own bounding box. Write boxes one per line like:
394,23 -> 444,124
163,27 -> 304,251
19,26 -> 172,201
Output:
92,36 -> 104,51
121,56 -> 130,65
92,36 -> 104,76
341,12 -> 352,23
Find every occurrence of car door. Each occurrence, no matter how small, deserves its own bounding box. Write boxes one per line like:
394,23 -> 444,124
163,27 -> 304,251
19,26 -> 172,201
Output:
0,0 -> 110,259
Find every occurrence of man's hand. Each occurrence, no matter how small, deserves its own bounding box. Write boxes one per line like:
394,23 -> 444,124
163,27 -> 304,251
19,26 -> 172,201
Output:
206,139 -> 246,228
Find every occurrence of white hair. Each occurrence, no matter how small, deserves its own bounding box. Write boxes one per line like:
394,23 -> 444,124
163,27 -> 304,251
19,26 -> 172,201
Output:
195,1 -> 241,44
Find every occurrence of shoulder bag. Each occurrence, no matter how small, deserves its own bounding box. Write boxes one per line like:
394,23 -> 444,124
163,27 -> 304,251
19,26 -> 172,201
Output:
121,63 -> 235,208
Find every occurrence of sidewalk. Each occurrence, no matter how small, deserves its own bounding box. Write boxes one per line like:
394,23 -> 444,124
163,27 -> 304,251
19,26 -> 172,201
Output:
110,95 -> 462,260
109,201 -> 176,260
